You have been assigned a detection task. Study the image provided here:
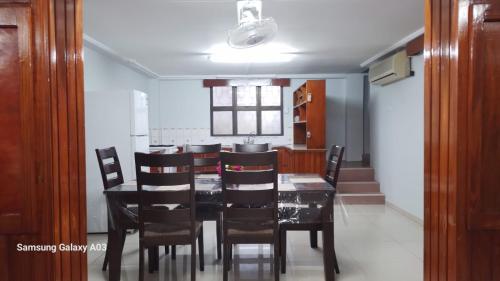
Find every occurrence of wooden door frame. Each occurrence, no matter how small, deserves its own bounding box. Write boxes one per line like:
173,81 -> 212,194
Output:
7,0 -> 489,279
424,0 -> 500,280
424,0 -> 466,279
14,0 -> 86,280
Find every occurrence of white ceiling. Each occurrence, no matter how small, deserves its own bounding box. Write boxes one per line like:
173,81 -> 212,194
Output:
83,0 -> 424,76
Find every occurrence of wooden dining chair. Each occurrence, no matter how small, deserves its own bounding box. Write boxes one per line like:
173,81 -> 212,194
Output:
135,152 -> 204,281
279,145 -> 344,281
232,143 -> 271,152
184,144 -> 223,260
220,151 -> 280,281
96,147 -> 132,271
96,147 -> 160,273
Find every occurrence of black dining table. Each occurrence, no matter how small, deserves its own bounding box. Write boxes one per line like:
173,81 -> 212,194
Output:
103,173 -> 334,281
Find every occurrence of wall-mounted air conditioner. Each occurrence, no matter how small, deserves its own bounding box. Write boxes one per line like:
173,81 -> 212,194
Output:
368,50 -> 411,86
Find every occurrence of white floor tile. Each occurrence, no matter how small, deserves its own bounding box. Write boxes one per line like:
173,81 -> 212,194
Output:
87,204 -> 423,281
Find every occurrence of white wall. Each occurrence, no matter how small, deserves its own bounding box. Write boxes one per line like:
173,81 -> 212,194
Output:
84,45 -> 153,232
345,74 -> 364,161
369,55 -> 424,220
148,77 -> 363,160
84,46 -> 152,93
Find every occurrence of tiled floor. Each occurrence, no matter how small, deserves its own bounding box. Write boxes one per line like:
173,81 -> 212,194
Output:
87,204 -> 423,281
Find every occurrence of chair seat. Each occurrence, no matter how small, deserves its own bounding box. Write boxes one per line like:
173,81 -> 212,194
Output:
142,221 -> 201,246
227,227 -> 274,242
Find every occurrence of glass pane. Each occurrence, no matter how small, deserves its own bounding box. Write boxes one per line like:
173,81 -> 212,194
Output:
213,87 -> 233,107
236,86 -> 257,106
237,111 -> 257,135
261,86 -> 281,106
261,110 -> 282,134
213,111 -> 233,135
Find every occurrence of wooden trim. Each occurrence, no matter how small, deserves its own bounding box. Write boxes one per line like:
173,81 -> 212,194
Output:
203,78 -> 290,88
406,34 -> 424,56
51,0 -> 87,279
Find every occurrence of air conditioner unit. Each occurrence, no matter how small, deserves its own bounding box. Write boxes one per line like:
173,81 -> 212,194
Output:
368,50 -> 411,86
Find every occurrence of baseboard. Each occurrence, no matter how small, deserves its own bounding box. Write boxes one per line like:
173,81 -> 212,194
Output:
386,201 -> 423,226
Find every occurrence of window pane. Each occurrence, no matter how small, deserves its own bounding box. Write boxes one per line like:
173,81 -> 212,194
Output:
261,110 -> 281,134
236,86 -> 257,106
237,111 -> 257,134
261,86 -> 281,106
213,111 -> 233,135
213,87 -> 233,107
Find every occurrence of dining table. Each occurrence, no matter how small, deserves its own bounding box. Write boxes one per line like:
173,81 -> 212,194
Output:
103,173 -> 335,281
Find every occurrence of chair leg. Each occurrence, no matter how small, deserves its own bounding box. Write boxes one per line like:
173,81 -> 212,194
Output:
280,229 -> 287,274
139,243 -> 145,281
103,229 -> 127,271
172,245 -> 176,260
154,246 -> 159,271
198,225 -> 205,271
148,247 -> 155,273
121,229 -> 127,249
191,239 -> 196,281
228,244 -> 232,271
333,248 -> 340,274
223,242 -> 229,281
102,247 -> 109,271
216,216 -> 222,260
274,241 -> 280,281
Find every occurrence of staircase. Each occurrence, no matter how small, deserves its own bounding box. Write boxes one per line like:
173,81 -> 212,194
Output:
336,164 -> 385,204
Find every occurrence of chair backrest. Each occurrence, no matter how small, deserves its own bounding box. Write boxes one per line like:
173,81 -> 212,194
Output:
232,143 -> 271,153
95,147 -> 124,190
184,144 -> 221,174
220,151 -> 278,230
320,145 -> 344,222
134,152 -> 196,236
325,145 -> 345,187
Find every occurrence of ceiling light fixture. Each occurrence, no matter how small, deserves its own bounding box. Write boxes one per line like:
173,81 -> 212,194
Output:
227,0 -> 278,49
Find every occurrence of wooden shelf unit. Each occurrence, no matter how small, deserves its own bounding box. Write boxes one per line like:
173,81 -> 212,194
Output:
292,80 -> 326,149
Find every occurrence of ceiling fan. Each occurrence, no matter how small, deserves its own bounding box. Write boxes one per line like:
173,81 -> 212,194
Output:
227,0 -> 278,49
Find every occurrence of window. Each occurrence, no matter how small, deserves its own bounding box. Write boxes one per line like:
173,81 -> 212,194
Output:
210,85 -> 283,136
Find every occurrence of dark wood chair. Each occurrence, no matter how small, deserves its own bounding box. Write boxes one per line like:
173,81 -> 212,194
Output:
135,152 -> 204,281
279,145 -> 344,281
184,144 -> 223,260
220,151 -> 280,281
232,143 -> 271,152
96,147 -> 138,271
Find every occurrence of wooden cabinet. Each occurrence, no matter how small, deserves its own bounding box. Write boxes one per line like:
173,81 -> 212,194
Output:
277,147 -> 326,175
285,80 -> 327,175
293,80 -> 326,149
277,147 -> 294,173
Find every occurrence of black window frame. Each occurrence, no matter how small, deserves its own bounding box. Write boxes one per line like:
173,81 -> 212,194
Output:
210,86 -> 284,136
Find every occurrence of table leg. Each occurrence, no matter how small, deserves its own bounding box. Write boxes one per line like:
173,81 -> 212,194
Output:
106,198 -> 126,281
107,223 -> 125,281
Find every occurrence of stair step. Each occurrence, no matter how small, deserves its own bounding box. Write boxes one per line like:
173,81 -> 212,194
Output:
336,193 -> 386,205
339,167 -> 375,182
337,181 -> 380,193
